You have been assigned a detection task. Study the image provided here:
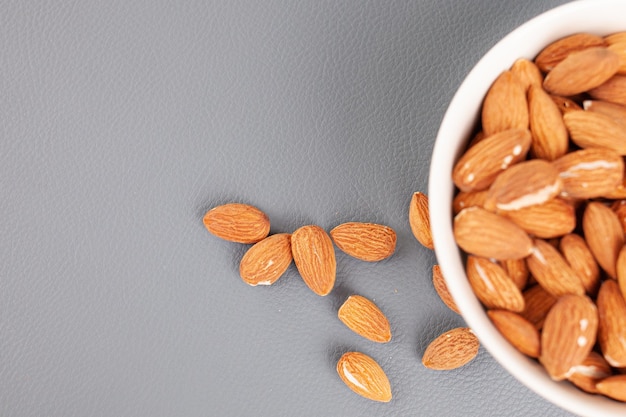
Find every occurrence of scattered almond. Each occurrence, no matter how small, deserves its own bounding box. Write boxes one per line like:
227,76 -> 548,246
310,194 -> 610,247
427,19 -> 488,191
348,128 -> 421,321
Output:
336,351 -> 392,402
239,233 -> 292,286
338,295 -> 392,343
330,222 -> 396,262
409,192 -> 434,249
432,265 -> 460,314
291,225 -> 336,296
422,327 -> 479,371
203,203 -> 270,244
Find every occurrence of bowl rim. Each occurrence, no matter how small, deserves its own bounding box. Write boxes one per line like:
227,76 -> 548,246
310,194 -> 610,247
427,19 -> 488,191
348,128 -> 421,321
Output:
428,0 -> 626,416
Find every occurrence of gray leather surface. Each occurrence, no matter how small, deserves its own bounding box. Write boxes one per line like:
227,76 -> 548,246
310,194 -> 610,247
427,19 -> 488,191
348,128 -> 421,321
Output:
0,1 -> 577,416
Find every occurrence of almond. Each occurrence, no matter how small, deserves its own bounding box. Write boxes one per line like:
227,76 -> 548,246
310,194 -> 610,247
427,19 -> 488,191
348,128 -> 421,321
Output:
543,47 -> 620,96
453,207 -> 533,260
466,256 -> 525,312
330,222 -> 396,262
452,128 -> 532,192
452,190 -> 487,214
336,351 -> 392,402
499,258 -> 529,290
482,70 -> 528,136
606,32 -> 626,46
499,198 -> 575,239
520,285 -> 557,330
564,110 -> 626,155
511,58 -> 543,91
559,233 -> 601,296
526,239 -> 585,297
422,327 -> 479,371
239,233 -> 292,286
618,245 -> 626,302
291,225 -> 336,296
551,95 -> 583,114
589,74 -> 626,106
582,202 -> 624,279
596,375 -> 626,402
528,85 -> 569,160
567,351 -> 612,394
432,265 -> 460,314
203,203 -> 270,244
487,309 -> 540,358
540,294 -> 598,381
608,41 -> 626,74
583,99 -> 626,125
484,159 -> 562,212
409,192 -> 433,249
552,147 -> 624,199
338,295 -> 392,343
597,280 -> 626,367
613,200 -> 626,234
535,33 -> 606,73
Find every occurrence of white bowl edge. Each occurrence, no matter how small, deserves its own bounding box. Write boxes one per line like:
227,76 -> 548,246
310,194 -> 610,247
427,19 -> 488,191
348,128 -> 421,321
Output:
429,1 -> 626,416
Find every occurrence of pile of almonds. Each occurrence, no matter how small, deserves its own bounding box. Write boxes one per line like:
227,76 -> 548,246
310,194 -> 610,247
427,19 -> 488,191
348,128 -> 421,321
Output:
451,31 -> 626,402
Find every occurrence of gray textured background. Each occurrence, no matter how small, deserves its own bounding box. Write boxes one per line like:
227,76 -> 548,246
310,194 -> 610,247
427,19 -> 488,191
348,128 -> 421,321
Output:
1,1 -> 578,416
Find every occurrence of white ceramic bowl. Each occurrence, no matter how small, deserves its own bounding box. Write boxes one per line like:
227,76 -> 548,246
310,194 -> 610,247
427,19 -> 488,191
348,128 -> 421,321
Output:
428,1 -> 626,416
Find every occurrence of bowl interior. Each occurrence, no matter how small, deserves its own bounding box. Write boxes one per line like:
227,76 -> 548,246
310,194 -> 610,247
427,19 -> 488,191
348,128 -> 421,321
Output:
428,1 -> 626,416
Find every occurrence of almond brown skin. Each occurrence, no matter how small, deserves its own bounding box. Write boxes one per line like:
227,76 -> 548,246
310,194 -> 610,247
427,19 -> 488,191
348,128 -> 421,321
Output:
564,110 -> 626,155
559,233 -> 601,297
487,309 -> 540,358
597,280 -> 626,367
432,265 -> 460,314
481,70 -> 529,136
567,352 -> 612,394
239,233 -> 292,286
336,352 -> 392,402
409,192 -> 433,249
422,327 -> 479,371
338,295 -> 392,343
291,225 -> 336,296
330,222 -> 396,262
526,239 -> 585,297
596,375 -> 626,401
466,256 -> 525,313
582,202 -> 624,279
543,47 -> 620,96
203,203 -> 270,244
528,85 -> 568,161
452,128 -> 531,192
540,294 -> 598,381
535,33 -> 606,72
589,74 -> 626,106
453,207 -> 533,260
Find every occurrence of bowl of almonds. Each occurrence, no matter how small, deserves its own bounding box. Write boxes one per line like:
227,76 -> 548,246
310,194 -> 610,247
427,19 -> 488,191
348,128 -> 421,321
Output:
429,0 -> 626,415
